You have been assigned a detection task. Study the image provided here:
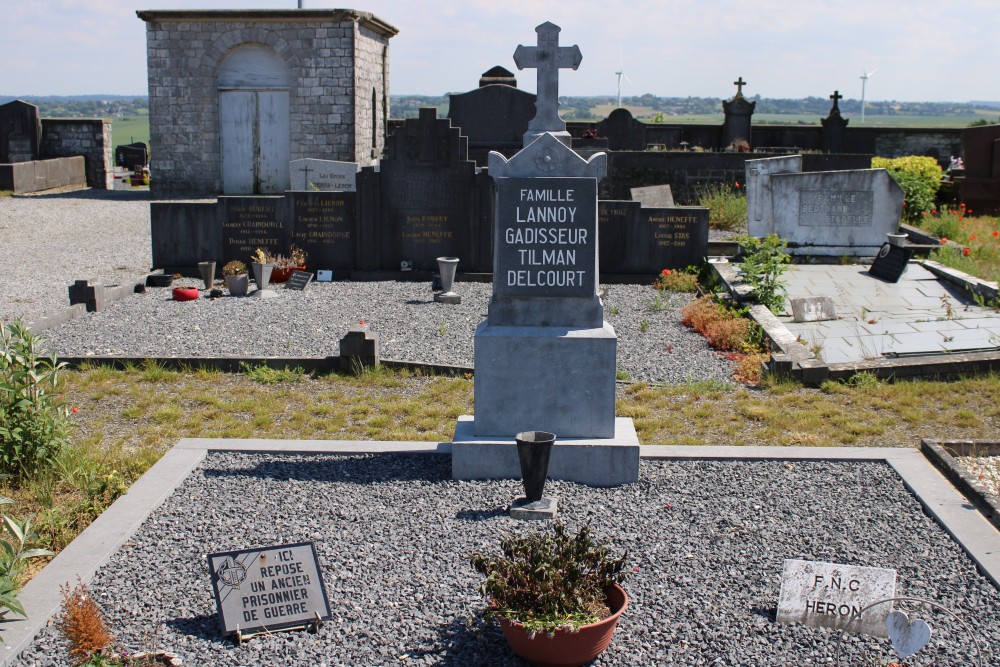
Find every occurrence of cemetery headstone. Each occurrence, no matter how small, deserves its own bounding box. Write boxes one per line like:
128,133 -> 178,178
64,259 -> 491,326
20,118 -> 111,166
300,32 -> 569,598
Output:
821,90 -> 849,153
474,20 -> 615,439
289,191 -> 356,270
723,76 -> 755,147
598,108 -> 647,151
289,158 -> 358,192
447,67 -> 536,161
599,201 -> 709,274
379,108 -> 479,271
219,196 -> 288,265
747,155 -> 904,256
776,558 -> 896,637
0,100 -> 41,164
207,542 -> 332,638
789,296 -> 837,323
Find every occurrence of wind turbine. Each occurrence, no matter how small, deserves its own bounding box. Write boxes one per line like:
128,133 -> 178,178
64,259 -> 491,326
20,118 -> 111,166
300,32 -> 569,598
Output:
615,49 -> 633,109
860,68 -> 876,123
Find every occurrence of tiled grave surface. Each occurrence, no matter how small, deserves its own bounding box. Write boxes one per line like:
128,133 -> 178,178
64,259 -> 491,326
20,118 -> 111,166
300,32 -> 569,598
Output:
780,264 -> 1000,364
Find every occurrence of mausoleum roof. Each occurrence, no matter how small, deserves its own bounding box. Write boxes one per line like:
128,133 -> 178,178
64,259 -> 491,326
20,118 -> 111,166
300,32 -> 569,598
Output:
135,9 -> 398,38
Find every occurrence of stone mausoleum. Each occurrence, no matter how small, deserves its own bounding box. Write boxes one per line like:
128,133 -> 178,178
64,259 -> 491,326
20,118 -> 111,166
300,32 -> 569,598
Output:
136,9 -> 397,195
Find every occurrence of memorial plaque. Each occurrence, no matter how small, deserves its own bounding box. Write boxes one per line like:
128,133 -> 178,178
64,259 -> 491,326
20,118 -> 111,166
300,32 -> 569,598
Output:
495,177 -> 597,298
284,270 -> 313,291
799,190 -> 874,226
289,158 -> 358,192
776,559 -> 896,637
219,196 -> 287,265
290,192 -> 356,270
868,242 -> 913,283
790,296 -> 837,322
631,184 -> 674,208
599,202 -> 708,274
208,542 -> 331,636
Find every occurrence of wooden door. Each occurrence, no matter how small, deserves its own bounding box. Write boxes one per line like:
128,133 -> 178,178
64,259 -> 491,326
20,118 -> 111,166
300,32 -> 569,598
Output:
220,90 -> 289,194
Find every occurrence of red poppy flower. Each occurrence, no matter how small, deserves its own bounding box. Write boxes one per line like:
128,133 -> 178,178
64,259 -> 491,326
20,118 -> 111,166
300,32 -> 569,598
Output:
940,237 -> 948,244
359,320 -> 366,325
661,269 -> 671,275
931,209 -> 938,215
992,231 -> 999,238
970,234 -> 978,242
71,407 -> 78,413
961,202 -> 966,208
963,247 -> 971,256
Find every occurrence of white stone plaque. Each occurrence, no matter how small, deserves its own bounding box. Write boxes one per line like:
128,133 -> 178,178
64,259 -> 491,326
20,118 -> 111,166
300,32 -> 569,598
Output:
289,158 -> 358,192
776,558 -> 896,637
208,542 -> 331,636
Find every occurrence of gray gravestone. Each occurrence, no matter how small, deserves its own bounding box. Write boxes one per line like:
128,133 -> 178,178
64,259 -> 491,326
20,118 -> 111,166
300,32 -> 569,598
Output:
789,296 -> 837,323
631,184 -> 675,208
747,155 -> 904,256
219,196 -> 289,265
599,201 -> 709,274
207,542 -> 332,637
776,559 -> 896,637
0,100 -> 41,164
289,158 -> 358,192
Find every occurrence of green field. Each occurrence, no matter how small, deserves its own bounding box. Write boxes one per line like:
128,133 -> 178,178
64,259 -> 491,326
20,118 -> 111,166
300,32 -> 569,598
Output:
111,110 -> 150,147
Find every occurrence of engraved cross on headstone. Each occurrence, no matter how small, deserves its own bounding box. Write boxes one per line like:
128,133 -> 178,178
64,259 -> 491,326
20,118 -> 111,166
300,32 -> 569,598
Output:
513,21 -> 582,143
830,90 -> 843,112
733,77 -> 747,96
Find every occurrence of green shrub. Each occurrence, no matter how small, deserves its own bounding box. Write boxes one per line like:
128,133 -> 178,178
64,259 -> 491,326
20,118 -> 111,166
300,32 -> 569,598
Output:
697,183 -> 746,232
0,321 -> 71,480
737,234 -> 791,313
0,498 -> 53,632
872,156 -> 942,223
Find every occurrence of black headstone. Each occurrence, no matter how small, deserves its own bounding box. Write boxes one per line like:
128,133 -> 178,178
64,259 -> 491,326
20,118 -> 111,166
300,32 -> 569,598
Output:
290,191 -> 356,270
379,108 -> 479,271
599,201 -> 709,274
284,270 -> 313,291
597,108 -> 647,151
868,243 -> 913,283
219,196 -> 289,266
115,142 -> 149,170
0,100 -> 41,164
448,84 -> 536,153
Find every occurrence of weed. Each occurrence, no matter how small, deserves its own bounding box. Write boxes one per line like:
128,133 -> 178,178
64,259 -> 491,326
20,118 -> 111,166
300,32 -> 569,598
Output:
737,234 -> 791,313
639,319 -> 650,333
697,183 -> 746,231
653,267 -> 700,293
240,362 -> 305,384
0,320 -> 72,480
647,291 -> 667,312
615,369 -> 630,381
609,305 -> 619,316
439,320 -> 447,336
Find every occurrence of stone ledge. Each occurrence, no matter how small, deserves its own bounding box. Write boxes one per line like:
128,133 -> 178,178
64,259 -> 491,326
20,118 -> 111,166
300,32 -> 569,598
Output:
921,439 -> 1000,531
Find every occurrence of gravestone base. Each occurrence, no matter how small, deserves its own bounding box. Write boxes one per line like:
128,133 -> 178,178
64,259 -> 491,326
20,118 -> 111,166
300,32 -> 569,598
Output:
473,321 -> 617,437
510,497 -> 558,521
434,292 -> 462,304
452,416 -> 639,486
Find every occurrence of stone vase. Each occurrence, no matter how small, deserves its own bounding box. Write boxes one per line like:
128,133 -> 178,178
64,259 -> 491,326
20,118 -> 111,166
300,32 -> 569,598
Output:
198,261 -> 216,290
434,256 -> 461,304
251,262 -> 274,294
515,430 -> 555,502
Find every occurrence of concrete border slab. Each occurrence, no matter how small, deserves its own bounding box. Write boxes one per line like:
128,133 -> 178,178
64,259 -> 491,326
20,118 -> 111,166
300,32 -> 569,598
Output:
1,440 -> 996,666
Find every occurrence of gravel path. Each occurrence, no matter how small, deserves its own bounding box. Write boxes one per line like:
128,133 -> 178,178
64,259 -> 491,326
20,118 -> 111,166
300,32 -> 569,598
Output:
0,190 -> 154,324
12,454 -> 998,666
1,191 -> 736,385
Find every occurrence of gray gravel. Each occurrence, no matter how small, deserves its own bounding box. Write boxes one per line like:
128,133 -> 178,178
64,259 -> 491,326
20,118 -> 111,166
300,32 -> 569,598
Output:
0,190 -> 154,325
12,454 -> 998,666
2,190 -> 736,385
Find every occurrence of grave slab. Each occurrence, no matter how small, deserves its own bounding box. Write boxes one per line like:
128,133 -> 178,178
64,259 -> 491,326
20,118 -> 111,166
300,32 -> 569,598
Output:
452,416 -> 638,486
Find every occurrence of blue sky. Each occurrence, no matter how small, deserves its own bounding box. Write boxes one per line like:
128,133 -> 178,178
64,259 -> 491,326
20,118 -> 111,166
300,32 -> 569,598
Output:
2,0 -> 997,102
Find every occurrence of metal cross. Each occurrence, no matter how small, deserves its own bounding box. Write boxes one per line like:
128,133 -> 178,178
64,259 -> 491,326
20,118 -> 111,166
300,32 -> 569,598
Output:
514,21 -> 582,133
733,77 -> 747,96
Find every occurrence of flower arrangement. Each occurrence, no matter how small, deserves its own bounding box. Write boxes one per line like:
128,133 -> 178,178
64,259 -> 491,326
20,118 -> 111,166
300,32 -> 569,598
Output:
470,523 -> 628,636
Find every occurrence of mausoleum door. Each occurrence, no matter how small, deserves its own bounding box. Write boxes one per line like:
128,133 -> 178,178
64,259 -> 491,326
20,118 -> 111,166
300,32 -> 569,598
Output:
220,89 -> 290,195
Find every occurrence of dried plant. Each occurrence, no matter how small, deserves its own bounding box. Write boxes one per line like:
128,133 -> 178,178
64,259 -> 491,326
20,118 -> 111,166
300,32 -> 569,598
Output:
57,578 -> 114,664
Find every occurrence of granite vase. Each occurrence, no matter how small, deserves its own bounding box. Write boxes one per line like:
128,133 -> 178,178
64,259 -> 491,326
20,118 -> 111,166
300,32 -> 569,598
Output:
515,431 -> 555,502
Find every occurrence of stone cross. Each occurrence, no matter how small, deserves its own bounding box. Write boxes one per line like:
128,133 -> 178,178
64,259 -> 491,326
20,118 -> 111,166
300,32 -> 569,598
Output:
733,76 -> 747,96
829,90 -> 843,112
514,21 -> 582,138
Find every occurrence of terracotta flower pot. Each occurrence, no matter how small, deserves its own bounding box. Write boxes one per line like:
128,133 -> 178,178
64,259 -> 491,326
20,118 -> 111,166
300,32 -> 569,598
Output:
496,584 -> 628,667
270,265 -> 306,283
171,287 -> 199,302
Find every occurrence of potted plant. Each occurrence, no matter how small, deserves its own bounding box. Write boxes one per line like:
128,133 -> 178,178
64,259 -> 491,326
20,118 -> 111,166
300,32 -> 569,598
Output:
470,523 -> 629,667
270,244 -> 308,283
222,260 -> 249,296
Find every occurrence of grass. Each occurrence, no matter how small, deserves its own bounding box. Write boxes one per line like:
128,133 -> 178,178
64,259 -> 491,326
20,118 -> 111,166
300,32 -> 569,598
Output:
110,112 -> 150,148
8,360 -> 1000,574
912,207 -> 1000,285
697,183 -> 747,232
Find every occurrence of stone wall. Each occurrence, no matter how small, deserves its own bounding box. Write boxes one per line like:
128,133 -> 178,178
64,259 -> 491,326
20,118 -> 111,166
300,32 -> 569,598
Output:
138,10 -> 396,195
354,25 -> 391,162
39,119 -> 112,189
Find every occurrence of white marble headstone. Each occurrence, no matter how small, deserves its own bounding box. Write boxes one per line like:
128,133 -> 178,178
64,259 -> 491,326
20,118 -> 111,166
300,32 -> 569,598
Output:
776,559 -> 896,637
